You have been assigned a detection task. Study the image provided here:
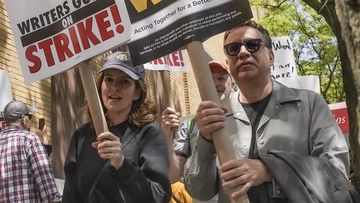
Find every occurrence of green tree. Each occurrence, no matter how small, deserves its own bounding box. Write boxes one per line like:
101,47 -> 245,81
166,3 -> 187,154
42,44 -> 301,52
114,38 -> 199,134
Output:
334,0 -> 360,192
251,0 -> 344,103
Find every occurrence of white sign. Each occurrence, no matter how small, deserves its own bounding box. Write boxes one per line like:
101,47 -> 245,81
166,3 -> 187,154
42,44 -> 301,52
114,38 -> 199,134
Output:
271,36 -> 299,88
144,50 -> 189,72
5,0 -> 131,84
270,36 -> 320,92
298,75 -> 320,93
0,70 -> 13,118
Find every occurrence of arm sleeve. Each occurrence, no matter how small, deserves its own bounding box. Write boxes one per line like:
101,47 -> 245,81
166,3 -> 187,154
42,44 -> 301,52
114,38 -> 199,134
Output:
309,93 -> 350,176
110,124 -> 172,203
29,135 -> 61,202
62,130 -> 82,202
183,132 -> 219,201
173,117 -> 192,158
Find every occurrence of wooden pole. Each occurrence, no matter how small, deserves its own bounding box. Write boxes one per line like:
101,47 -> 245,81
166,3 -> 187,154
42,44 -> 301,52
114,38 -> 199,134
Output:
78,62 -> 108,135
159,70 -> 178,137
160,70 -> 174,109
186,41 -> 249,203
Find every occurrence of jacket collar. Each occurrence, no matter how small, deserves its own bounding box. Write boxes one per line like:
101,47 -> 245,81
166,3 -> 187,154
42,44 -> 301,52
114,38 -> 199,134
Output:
226,80 -> 301,124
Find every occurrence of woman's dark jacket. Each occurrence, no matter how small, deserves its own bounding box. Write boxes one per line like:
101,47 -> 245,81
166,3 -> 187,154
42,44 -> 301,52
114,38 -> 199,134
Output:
62,122 -> 171,203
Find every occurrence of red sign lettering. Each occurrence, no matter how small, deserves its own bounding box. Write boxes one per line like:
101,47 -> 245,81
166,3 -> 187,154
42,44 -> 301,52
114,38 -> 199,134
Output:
25,4 -> 124,73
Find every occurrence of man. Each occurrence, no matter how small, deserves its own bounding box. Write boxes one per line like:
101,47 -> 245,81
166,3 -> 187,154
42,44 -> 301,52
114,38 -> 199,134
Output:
0,101 -> 61,202
161,60 -> 234,203
184,21 -> 350,203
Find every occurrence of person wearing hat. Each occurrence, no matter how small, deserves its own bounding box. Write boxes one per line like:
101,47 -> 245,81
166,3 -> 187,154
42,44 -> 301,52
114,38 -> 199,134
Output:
0,100 -> 61,202
161,60 -> 234,203
62,52 -> 171,203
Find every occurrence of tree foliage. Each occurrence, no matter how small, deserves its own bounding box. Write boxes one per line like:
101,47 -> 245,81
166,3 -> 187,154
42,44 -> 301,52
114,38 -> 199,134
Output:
251,0 -> 344,103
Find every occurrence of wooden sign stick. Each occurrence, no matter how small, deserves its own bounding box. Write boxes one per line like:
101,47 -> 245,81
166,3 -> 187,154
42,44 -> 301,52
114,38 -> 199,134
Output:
186,41 -> 249,203
160,70 -> 174,109
78,61 -> 108,135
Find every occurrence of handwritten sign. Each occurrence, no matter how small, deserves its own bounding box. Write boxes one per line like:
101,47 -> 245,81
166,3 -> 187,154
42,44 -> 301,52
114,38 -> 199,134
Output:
5,0 -> 131,83
271,36 -> 298,79
270,36 -> 300,88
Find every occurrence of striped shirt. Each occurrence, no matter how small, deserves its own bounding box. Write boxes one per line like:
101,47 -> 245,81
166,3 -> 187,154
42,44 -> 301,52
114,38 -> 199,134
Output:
0,126 -> 61,202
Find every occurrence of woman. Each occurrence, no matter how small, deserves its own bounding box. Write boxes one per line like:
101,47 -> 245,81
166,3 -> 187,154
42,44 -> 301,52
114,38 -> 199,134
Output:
62,52 -> 171,203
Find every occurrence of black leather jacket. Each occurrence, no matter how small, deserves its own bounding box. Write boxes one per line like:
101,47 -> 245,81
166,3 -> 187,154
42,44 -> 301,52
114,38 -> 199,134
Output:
261,150 -> 360,203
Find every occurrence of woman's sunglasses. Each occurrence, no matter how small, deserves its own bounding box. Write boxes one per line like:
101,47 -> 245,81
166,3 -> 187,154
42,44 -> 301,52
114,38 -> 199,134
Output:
224,39 -> 263,56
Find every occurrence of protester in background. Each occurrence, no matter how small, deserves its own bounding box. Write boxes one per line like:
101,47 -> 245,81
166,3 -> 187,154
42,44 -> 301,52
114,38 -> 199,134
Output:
62,52 -> 171,203
35,125 -> 52,157
161,60 -> 234,203
0,100 -> 61,202
184,21 -> 350,203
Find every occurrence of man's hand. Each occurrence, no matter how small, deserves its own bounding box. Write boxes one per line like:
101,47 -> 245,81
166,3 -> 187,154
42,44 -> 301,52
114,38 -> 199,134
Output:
161,107 -> 181,134
35,125 -> 49,144
196,101 -> 227,140
220,159 -> 272,199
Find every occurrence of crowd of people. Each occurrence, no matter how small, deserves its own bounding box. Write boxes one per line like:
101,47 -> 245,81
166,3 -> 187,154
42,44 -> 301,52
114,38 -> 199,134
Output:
1,20 -> 358,203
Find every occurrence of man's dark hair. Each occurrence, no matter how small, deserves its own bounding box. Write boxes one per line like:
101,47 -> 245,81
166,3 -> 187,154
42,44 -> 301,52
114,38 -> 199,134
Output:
224,20 -> 272,50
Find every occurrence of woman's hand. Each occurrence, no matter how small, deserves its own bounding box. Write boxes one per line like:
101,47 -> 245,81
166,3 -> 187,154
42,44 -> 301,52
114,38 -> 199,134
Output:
92,132 -> 124,169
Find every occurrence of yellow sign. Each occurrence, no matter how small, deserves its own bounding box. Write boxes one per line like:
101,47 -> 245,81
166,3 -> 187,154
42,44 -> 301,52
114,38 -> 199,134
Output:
129,0 -> 162,12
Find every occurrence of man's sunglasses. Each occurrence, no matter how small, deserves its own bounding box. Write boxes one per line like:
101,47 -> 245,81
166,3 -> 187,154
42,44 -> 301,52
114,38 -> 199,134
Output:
224,39 -> 263,56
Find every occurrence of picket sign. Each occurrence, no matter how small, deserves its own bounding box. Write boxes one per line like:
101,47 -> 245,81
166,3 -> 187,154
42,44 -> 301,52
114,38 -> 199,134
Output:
78,62 -> 108,135
160,71 -> 174,109
187,41 -> 249,203
158,70 -> 178,138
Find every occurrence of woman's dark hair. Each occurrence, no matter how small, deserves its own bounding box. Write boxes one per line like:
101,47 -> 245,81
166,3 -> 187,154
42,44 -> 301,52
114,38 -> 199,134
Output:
88,72 -> 157,127
224,20 -> 272,50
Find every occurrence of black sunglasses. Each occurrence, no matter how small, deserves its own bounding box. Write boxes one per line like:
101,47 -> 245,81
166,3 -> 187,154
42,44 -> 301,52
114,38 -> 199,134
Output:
224,39 -> 263,56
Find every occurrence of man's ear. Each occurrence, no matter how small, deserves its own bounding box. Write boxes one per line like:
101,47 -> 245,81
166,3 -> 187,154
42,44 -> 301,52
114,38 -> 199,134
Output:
269,50 -> 274,65
20,116 -> 27,128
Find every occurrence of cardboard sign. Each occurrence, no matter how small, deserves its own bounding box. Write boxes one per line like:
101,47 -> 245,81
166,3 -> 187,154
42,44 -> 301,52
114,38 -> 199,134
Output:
5,0 -> 131,83
126,0 -> 253,66
271,36 -> 300,88
270,36 -> 320,93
